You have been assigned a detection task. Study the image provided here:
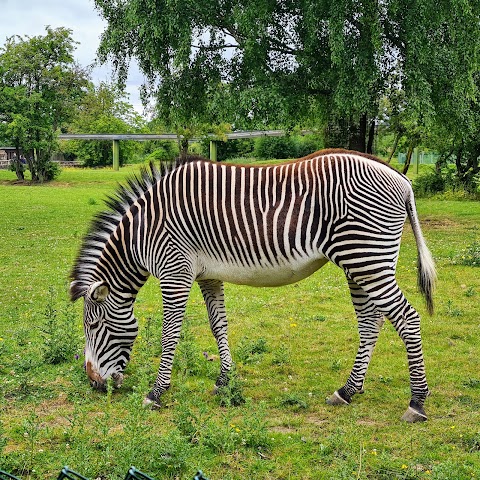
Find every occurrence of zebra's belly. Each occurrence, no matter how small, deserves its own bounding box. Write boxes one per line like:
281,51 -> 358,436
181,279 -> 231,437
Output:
197,255 -> 329,287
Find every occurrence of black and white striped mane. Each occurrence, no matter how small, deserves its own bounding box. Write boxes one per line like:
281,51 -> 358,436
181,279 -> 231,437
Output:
70,155 -> 208,301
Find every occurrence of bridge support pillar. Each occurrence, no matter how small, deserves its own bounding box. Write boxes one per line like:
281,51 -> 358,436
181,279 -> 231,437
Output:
112,139 -> 120,171
209,140 -> 217,162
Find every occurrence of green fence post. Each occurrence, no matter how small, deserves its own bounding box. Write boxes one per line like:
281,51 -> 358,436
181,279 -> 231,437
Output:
113,139 -> 120,171
209,140 -> 217,162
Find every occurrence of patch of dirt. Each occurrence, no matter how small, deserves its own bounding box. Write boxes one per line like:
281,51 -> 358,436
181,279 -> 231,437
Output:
270,425 -> 298,434
35,394 -> 75,428
355,418 -> 386,426
0,179 -> 34,186
37,393 -> 72,411
420,217 -> 461,229
305,414 -> 329,427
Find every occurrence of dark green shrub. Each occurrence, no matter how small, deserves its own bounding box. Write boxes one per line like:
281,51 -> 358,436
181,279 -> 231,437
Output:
39,160 -> 61,181
412,165 -> 458,197
253,136 -> 297,159
200,138 -> 255,160
253,134 -> 324,160
144,141 -> 179,162
294,134 -> 324,157
412,169 -> 446,196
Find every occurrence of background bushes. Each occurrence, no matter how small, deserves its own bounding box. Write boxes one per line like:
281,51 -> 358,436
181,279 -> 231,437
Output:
413,164 -> 480,198
198,134 -> 324,161
144,141 -> 179,163
253,134 -> 324,160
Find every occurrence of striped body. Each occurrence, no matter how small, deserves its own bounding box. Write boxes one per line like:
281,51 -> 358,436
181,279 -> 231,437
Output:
71,149 -> 435,421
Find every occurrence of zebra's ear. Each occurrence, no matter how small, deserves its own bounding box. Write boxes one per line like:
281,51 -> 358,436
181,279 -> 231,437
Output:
89,281 -> 110,302
70,281 -> 87,302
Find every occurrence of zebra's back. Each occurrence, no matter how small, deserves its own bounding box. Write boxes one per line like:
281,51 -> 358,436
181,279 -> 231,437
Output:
153,151 -> 410,287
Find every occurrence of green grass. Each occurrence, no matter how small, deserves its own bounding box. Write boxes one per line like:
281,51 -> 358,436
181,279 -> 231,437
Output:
0,166 -> 480,479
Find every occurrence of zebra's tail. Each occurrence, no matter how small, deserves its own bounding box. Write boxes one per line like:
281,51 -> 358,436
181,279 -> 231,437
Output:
406,190 -> 437,315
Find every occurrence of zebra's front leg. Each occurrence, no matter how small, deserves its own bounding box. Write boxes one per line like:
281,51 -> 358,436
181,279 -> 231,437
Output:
327,279 -> 384,406
144,276 -> 193,408
198,279 -> 233,391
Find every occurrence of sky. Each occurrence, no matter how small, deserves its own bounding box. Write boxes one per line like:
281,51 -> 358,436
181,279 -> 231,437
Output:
0,0 -> 144,113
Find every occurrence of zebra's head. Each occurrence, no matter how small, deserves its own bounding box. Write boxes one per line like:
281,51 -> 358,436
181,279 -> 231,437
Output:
74,280 -> 139,391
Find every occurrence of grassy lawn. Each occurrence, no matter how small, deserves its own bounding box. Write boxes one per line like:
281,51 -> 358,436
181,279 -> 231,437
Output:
0,165 -> 479,480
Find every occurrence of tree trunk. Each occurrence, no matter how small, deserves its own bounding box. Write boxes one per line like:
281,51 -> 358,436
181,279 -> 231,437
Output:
366,119 -> 375,154
179,138 -> 189,159
402,144 -> 414,174
13,146 -> 25,181
27,149 -> 39,182
348,113 -> 367,152
387,132 -> 402,163
454,147 -> 463,181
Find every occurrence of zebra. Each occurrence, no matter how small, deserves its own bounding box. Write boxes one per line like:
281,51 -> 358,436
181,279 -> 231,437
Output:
70,149 -> 436,422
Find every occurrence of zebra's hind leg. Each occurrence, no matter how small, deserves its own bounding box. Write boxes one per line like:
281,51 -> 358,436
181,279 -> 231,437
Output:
352,272 -> 429,422
144,274 -> 194,408
327,278 -> 384,406
198,279 -> 233,391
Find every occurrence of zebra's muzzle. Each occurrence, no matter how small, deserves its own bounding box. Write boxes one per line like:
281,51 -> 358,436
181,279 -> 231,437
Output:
88,372 -> 124,391
90,378 -> 107,391
87,368 -> 124,392
86,360 -> 106,390
111,372 -> 124,388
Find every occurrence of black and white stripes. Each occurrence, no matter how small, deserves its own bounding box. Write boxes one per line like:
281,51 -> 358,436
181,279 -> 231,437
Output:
70,149 -> 435,421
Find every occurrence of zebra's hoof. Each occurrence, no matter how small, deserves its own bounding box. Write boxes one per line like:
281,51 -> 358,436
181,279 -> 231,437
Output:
143,392 -> 162,410
142,396 -> 162,409
326,390 -> 350,406
401,405 -> 427,423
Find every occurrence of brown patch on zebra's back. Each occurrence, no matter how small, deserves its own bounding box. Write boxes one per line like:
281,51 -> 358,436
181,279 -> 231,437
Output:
184,149 -> 403,183
219,148 -> 401,173
301,148 -> 402,174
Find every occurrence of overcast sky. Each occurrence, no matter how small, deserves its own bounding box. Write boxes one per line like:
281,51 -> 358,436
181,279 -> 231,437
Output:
0,0 -> 144,113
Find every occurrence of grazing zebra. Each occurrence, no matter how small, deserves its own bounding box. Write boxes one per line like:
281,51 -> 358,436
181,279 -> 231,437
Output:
70,149 -> 436,422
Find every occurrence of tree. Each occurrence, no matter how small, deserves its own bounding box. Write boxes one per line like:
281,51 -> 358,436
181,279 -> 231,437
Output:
93,0 -> 480,154
0,27 -> 89,181
63,82 -> 146,167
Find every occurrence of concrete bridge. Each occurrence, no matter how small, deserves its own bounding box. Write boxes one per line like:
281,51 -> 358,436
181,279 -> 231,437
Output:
58,131 -> 293,170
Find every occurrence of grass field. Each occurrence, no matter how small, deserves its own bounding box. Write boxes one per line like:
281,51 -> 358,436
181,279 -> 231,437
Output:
0,164 -> 479,480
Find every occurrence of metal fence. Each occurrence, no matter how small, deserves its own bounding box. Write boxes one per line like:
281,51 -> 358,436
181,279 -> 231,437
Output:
0,467 -> 209,480
397,151 -> 440,165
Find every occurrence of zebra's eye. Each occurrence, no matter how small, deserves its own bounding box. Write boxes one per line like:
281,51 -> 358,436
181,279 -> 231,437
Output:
88,319 -> 100,330
87,315 -> 102,329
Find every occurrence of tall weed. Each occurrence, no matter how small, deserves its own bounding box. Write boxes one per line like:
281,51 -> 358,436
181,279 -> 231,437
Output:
41,288 -> 81,364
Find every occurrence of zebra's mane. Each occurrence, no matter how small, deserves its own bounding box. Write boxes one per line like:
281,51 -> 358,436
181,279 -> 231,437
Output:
70,155 -> 208,301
